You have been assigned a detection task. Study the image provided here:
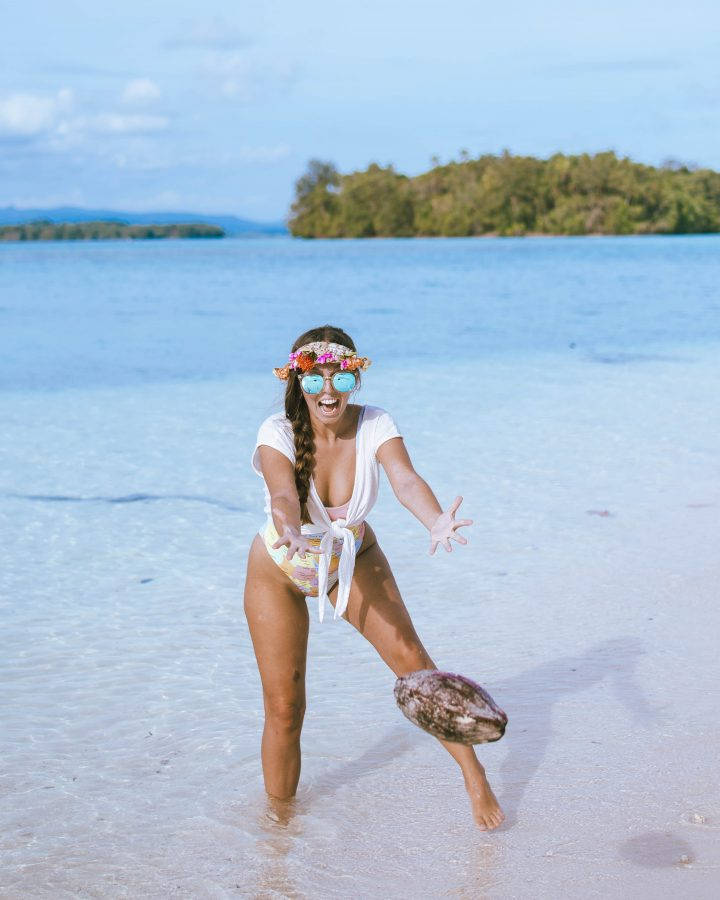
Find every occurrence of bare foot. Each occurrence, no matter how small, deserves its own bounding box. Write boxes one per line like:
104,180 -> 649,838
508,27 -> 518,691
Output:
265,793 -> 297,827
464,766 -> 505,830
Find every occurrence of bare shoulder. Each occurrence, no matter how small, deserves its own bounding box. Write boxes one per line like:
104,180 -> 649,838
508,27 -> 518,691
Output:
258,444 -> 297,493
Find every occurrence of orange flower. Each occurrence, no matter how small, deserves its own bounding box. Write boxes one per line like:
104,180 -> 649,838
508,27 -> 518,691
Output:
344,356 -> 370,372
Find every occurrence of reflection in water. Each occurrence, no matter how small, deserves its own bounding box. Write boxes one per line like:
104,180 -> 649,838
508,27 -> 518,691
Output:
245,730 -> 418,896
454,841 -> 503,898
251,795 -> 304,898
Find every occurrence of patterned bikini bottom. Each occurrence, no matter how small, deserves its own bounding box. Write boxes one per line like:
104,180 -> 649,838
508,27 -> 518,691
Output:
260,519 -> 365,597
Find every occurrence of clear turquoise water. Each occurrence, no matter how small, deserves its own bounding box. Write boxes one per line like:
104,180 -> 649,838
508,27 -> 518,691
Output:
2,235 -> 719,392
2,237 -> 719,897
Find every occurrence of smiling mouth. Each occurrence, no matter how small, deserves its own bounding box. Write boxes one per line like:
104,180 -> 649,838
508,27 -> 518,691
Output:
318,398 -> 339,411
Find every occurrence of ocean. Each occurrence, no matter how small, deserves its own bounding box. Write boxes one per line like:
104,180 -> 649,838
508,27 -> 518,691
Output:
2,236 -> 719,898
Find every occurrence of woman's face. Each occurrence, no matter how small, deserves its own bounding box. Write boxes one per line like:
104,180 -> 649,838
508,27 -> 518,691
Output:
301,363 -> 356,424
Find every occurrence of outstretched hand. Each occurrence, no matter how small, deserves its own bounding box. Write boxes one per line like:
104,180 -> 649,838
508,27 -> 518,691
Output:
271,524 -> 322,561
429,496 -> 473,555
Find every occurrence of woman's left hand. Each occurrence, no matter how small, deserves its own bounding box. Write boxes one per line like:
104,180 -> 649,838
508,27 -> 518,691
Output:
429,496 -> 473,555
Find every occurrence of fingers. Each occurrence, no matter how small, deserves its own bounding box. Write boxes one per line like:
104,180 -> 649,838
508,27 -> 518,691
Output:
455,518 -> 473,528
429,540 -> 438,555
294,543 -> 323,558
290,545 -> 319,560
450,533 -> 468,545
443,539 -> 452,553
449,495 -> 463,516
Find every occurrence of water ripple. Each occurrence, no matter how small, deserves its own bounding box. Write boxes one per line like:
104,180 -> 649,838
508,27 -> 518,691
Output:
0,492 -> 246,512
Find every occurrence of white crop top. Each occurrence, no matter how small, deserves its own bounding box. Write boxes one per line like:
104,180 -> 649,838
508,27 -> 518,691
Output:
251,405 -> 402,621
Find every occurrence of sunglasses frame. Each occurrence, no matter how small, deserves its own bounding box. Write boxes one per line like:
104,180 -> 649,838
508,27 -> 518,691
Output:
300,371 -> 357,394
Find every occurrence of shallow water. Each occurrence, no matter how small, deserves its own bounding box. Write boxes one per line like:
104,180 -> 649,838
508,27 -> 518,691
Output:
2,235 -> 720,392
2,238 -> 720,897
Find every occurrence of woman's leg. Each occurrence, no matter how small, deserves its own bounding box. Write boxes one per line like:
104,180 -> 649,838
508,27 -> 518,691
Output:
329,525 -> 505,830
244,535 -> 310,801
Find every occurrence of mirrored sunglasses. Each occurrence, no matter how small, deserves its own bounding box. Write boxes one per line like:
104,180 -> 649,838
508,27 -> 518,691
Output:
300,372 -> 357,394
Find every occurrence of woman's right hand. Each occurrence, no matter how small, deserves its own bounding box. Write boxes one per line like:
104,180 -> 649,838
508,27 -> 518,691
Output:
271,524 -> 322,561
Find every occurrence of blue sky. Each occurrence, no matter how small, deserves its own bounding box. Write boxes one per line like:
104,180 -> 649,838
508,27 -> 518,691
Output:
2,0 -> 719,219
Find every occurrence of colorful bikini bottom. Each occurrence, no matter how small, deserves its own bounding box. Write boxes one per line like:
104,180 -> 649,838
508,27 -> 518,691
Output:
260,519 -> 365,597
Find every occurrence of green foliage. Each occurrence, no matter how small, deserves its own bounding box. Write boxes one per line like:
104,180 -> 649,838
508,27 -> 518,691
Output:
288,159 -> 341,238
0,221 -> 225,241
288,152 -> 720,237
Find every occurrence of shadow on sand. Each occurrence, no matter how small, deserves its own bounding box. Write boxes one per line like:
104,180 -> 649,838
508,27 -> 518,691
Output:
493,635 -> 665,828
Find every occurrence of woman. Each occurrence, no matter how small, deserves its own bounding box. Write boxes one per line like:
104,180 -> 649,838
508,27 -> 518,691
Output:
244,325 -> 504,830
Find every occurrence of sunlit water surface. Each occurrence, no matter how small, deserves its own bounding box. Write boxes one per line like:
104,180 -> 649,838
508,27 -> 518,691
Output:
2,237 -> 719,898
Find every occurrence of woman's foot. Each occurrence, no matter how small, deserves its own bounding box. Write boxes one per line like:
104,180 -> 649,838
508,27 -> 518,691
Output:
464,765 -> 505,830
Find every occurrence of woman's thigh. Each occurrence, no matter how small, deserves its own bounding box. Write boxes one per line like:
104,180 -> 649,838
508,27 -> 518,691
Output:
244,535 -> 310,708
330,524 -> 435,677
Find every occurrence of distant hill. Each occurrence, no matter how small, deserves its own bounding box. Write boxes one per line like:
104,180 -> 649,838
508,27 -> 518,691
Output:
289,152 -> 720,237
0,206 -> 288,236
0,221 -> 225,242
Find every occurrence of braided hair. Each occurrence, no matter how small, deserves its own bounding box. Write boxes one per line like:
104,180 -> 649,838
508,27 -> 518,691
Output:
284,325 -> 360,523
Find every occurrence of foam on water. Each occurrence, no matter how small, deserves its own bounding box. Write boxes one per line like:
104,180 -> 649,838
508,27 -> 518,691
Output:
2,238 -> 720,897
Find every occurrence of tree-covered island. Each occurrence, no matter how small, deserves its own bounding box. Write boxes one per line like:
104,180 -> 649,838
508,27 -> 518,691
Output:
0,221 -> 225,241
288,151 -> 720,237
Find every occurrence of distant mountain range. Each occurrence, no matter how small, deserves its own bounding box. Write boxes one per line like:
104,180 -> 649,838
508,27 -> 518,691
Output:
0,206 -> 288,236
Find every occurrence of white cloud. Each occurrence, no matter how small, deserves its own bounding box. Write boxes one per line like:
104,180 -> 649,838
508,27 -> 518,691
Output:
0,89 -> 73,136
121,78 -> 162,105
92,113 -> 168,134
0,88 -> 167,143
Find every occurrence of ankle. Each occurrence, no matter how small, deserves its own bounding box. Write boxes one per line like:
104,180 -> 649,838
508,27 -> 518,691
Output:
462,761 -> 487,783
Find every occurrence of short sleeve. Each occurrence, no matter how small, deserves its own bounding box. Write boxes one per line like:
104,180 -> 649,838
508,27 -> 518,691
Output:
251,415 -> 295,476
373,409 -> 402,457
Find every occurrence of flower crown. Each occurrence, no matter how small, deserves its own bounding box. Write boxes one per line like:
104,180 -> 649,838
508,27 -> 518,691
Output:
273,341 -> 372,380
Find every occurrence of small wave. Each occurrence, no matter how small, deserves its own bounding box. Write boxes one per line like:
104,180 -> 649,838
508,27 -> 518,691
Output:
0,491 -> 246,511
587,351 -> 693,365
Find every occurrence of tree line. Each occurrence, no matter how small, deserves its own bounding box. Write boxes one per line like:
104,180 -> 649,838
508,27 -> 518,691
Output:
288,152 -> 720,237
0,221 -> 225,241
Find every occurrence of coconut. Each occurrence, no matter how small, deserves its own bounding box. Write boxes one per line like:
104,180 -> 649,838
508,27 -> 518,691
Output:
394,669 -> 507,745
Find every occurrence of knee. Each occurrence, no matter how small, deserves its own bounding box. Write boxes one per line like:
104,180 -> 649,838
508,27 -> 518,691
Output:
264,694 -> 306,733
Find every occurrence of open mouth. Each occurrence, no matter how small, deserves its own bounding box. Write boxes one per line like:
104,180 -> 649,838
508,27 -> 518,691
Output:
318,398 -> 340,412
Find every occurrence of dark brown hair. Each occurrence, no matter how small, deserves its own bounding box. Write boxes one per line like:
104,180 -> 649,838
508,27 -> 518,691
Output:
284,325 -> 359,523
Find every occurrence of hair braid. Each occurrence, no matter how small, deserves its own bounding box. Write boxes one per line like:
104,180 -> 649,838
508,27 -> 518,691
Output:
286,375 -> 315,523
283,324 -> 359,523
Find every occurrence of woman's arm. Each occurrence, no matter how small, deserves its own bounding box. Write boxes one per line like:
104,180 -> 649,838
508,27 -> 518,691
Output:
376,437 -> 442,528
376,437 -> 472,553
257,446 -> 321,557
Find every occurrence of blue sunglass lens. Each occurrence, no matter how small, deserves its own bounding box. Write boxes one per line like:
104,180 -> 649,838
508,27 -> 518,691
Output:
332,372 -> 356,392
301,375 -> 323,394
301,371 -> 356,394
